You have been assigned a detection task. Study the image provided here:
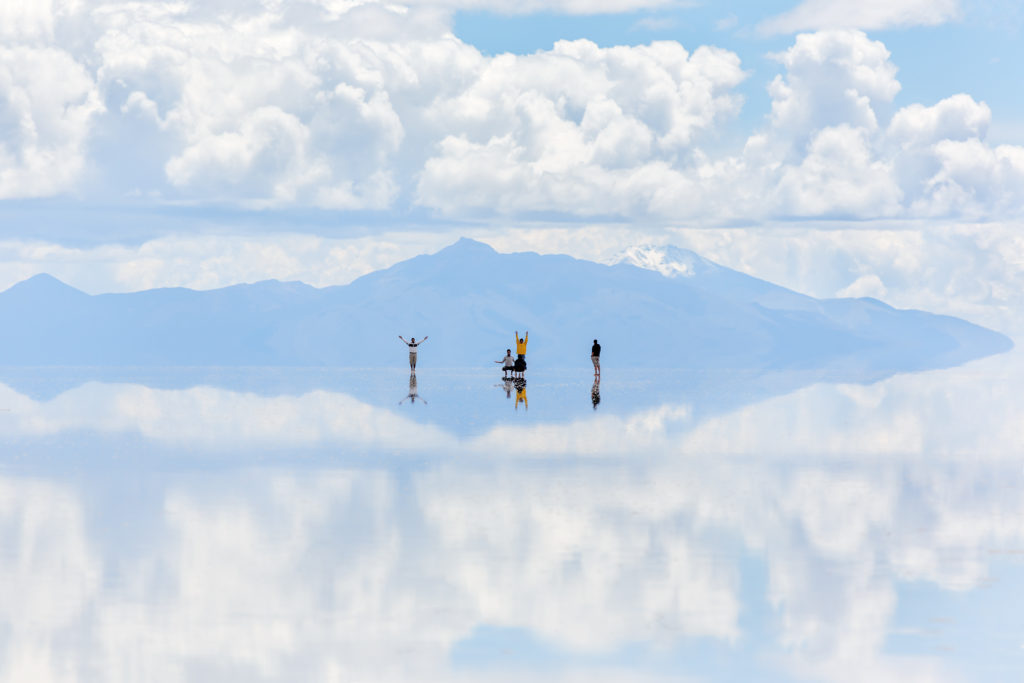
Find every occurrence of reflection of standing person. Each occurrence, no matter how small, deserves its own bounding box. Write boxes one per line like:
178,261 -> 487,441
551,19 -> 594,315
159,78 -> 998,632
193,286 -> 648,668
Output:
514,330 -> 528,378
399,372 -> 427,405
398,335 -> 428,371
591,376 -> 600,410
514,378 -> 528,411
495,349 -> 514,378
591,339 -> 601,376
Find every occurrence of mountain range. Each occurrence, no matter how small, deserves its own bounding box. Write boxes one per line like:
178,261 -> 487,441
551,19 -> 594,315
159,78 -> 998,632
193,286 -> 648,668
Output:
0,238 -> 1011,372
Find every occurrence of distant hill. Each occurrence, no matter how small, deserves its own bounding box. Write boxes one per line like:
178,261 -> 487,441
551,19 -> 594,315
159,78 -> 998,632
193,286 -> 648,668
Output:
0,238 -> 1011,370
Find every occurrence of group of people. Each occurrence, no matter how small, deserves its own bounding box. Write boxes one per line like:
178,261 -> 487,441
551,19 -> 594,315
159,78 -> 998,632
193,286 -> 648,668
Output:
399,331 -> 601,377
400,331 -> 602,411
496,331 -> 529,378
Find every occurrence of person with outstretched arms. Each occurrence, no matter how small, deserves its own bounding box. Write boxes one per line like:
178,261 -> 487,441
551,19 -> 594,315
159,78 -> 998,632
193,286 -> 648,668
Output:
398,335 -> 428,371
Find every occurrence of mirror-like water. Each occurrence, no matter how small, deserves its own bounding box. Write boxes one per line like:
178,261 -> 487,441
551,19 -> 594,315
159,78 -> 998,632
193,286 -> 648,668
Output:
2,352 -> 1023,681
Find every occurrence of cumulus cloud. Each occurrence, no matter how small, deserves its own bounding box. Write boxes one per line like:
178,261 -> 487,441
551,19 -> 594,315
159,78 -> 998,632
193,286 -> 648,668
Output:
416,28 -> 1024,221
79,0 -> 732,212
701,30 -> 1024,221
773,124 -> 902,216
417,40 -> 745,216
767,30 -> 900,138
0,45 -> 103,198
1,2 -> 1023,221
759,0 -> 960,34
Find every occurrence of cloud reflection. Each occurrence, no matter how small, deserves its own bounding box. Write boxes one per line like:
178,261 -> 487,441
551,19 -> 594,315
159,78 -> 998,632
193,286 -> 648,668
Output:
2,455 -> 1022,680
1,352 -> 1022,461
2,357 -> 1023,678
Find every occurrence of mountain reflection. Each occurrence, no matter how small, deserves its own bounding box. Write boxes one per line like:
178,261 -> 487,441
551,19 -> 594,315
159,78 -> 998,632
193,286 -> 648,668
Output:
0,352 -> 1022,456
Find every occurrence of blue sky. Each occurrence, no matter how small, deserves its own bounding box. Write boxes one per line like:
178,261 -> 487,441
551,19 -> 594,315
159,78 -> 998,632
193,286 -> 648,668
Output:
2,0 -> 1024,333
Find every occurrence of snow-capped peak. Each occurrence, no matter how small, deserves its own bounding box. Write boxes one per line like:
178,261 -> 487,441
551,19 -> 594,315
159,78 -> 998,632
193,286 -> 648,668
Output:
614,244 -> 715,279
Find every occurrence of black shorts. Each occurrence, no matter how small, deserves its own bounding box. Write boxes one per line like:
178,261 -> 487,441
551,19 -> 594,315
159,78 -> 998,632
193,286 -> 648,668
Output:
514,355 -> 526,372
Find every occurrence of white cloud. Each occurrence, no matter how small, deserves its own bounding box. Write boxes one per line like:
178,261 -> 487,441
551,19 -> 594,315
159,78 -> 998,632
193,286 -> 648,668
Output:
658,222 -> 1024,336
404,0 -> 687,14
0,45 -> 103,198
631,16 -> 677,31
773,124 -> 901,216
759,0 -> 960,34
89,2 -> 728,212
416,39 -> 746,216
888,94 -> 990,148
916,138 -> 1024,217
767,30 -> 900,137
715,13 -> 738,31
1,3 -> 1022,221
705,30 -> 1024,221
0,231 -> 458,293
91,2 -> 427,209
835,273 -> 887,299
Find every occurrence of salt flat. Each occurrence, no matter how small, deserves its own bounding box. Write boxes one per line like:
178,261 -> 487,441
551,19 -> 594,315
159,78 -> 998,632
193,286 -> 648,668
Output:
1,350 -> 1022,681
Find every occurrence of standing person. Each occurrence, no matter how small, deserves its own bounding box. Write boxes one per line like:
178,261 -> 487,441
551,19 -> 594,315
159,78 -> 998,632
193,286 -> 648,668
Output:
398,335 -> 428,371
514,330 -> 528,378
495,349 -> 515,378
591,339 -> 601,376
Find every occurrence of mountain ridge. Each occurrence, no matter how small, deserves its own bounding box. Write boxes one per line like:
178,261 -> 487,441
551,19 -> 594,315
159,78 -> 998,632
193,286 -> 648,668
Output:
0,238 -> 1011,371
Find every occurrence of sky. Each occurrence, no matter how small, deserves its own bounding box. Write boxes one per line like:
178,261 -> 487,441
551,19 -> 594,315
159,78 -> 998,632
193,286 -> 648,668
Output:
2,0 -> 1024,333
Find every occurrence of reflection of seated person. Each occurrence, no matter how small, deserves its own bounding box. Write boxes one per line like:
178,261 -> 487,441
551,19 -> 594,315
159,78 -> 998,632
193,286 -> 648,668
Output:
501,378 -> 513,398
399,372 -> 426,405
514,378 -> 527,411
591,377 -> 600,410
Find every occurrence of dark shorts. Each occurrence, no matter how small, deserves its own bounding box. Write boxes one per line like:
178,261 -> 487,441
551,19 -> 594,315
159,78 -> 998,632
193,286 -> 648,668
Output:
514,355 -> 526,372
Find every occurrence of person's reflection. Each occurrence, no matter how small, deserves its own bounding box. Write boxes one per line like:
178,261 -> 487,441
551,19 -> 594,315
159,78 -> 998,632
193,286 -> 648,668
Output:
497,377 -> 514,399
514,378 -> 527,411
591,376 -> 600,410
399,372 -> 426,405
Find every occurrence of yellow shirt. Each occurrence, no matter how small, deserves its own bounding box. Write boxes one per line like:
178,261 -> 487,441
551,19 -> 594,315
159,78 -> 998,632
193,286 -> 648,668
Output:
515,332 -> 528,355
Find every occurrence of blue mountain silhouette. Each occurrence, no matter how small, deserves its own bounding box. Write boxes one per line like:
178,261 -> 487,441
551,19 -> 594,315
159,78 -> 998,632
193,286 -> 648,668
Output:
0,238 -> 1011,370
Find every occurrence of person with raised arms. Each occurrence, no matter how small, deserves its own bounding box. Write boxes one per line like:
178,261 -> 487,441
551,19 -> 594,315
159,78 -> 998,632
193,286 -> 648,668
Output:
398,335 -> 428,371
514,330 -> 528,378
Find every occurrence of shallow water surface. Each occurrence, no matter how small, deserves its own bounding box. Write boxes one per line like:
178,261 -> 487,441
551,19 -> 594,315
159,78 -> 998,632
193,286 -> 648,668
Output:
1,354 -> 1023,681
